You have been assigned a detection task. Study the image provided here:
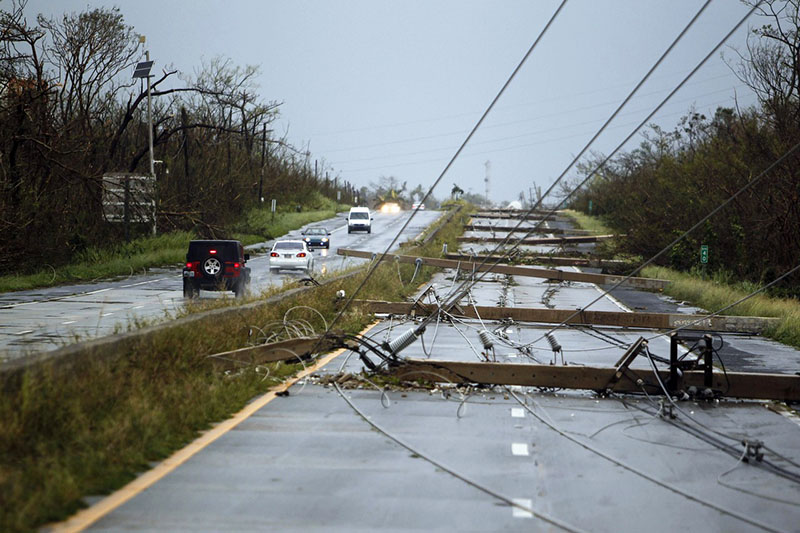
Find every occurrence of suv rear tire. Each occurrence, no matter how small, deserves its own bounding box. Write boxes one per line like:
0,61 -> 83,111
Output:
234,279 -> 245,298
183,279 -> 198,299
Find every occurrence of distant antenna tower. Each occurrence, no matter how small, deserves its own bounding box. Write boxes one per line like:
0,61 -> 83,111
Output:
484,160 -> 491,204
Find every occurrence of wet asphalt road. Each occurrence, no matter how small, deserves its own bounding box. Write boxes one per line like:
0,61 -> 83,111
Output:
0,209 -> 440,359
78,217 -> 800,532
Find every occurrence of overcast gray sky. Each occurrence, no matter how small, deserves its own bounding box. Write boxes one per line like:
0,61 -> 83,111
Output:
24,1 -> 761,204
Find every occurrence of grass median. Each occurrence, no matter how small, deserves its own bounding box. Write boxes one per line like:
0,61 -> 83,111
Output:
0,203 -> 469,533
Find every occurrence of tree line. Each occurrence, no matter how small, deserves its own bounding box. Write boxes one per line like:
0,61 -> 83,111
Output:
0,2 -> 353,274
568,0 -> 800,294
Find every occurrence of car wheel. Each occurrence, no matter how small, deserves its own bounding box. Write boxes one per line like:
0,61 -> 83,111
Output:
367,227 -> 371,234
348,228 -> 352,234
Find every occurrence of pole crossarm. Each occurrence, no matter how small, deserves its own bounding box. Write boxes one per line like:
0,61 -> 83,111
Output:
352,300 -> 778,334
457,234 -> 620,245
390,359 -> 800,402
337,248 -> 670,290
463,224 -> 594,235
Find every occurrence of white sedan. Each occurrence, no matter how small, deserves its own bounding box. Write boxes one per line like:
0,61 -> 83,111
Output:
269,240 -> 314,274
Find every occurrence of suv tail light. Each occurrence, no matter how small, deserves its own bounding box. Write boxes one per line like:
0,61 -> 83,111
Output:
185,261 -> 200,272
224,261 -> 241,276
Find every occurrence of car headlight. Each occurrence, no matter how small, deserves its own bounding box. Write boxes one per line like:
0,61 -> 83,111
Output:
304,237 -> 310,241
322,238 -> 328,242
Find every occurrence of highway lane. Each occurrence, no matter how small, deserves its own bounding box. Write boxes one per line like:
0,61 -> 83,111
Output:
74,241 -> 800,532
0,209 -> 440,359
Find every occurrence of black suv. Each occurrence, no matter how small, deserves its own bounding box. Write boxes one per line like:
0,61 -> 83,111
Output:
182,240 -> 251,298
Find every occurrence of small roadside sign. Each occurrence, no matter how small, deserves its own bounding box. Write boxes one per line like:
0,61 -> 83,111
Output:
700,244 -> 709,264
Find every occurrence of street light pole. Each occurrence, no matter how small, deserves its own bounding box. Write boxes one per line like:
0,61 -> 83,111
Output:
145,50 -> 156,234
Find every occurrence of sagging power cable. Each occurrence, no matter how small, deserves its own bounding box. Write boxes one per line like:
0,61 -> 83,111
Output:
308,0 -> 570,356
414,1 -> 760,344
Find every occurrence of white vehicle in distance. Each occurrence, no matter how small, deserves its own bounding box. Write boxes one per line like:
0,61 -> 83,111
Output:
347,206 -> 372,233
379,202 -> 401,214
269,240 -> 314,274
411,202 -> 425,210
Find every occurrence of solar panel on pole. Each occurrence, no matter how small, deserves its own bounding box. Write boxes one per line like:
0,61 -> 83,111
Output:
132,61 -> 153,79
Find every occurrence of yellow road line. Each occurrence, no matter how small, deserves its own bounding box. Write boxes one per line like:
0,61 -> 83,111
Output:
49,328 -> 373,532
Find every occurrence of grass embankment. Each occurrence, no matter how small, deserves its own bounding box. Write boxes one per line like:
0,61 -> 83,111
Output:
0,197 -> 350,293
564,210 -> 800,350
560,208 -> 611,235
643,266 -> 800,350
0,203 -> 470,533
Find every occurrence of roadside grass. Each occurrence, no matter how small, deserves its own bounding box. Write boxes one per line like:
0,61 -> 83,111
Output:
0,199 -> 350,294
565,210 -> 800,349
560,209 -> 636,261
237,192 -> 350,240
643,265 -> 800,350
0,203 -> 468,533
560,209 -> 611,234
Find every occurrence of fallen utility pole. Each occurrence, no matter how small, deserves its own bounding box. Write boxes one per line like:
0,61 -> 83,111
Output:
464,224 -> 593,235
444,253 -> 630,269
470,212 -> 566,221
473,208 -> 557,215
337,248 -> 670,290
390,359 -> 800,402
353,300 -> 778,334
458,234 -> 620,245
206,335 -> 348,371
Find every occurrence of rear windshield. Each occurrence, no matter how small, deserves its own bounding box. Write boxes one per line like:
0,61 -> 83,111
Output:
274,242 -> 304,251
187,241 -> 237,260
350,212 -> 369,220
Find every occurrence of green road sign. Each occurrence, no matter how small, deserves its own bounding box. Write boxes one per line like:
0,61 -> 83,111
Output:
700,244 -> 709,264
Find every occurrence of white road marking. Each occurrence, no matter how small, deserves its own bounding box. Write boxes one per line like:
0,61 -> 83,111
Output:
61,320 -> 76,325
511,408 -> 525,418
15,330 -> 34,335
85,288 -> 111,295
571,266 -> 633,313
101,313 -> 113,317
0,301 -> 39,309
132,305 -> 144,309
511,443 -> 529,456
512,498 -> 533,518
121,279 -> 162,288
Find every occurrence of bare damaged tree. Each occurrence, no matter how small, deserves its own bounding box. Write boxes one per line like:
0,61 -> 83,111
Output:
730,0 -> 800,130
